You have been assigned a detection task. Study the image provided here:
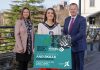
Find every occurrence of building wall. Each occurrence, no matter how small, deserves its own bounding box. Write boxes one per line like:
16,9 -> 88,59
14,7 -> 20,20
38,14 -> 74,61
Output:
53,4 -> 69,26
81,0 -> 100,17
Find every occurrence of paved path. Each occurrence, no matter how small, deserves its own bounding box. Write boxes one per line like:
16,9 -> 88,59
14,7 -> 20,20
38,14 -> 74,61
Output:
84,52 -> 100,70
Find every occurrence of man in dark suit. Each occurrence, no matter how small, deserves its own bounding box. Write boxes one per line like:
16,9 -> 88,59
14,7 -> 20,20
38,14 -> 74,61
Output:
63,3 -> 87,70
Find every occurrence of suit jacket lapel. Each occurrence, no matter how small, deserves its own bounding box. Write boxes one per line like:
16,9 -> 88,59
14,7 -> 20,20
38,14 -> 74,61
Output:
67,17 -> 71,33
70,15 -> 79,33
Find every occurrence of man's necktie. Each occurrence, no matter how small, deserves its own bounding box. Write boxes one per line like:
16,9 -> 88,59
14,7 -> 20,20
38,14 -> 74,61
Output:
69,18 -> 74,33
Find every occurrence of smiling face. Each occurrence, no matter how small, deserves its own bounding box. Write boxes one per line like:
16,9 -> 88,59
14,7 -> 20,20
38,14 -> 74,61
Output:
23,9 -> 30,19
69,4 -> 78,17
46,9 -> 54,21
44,8 -> 56,23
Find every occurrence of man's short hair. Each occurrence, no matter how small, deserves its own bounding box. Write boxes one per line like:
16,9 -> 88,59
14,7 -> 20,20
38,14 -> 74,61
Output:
69,3 -> 78,8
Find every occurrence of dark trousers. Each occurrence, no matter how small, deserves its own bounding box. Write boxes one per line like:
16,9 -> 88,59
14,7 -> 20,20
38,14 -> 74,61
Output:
17,61 -> 28,70
72,51 -> 85,70
16,53 -> 31,70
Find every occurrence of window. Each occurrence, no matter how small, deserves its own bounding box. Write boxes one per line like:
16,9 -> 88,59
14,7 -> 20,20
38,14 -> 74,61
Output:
90,0 -> 95,7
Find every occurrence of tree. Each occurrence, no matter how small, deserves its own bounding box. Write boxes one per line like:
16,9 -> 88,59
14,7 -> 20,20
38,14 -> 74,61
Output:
3,0 -> 44,26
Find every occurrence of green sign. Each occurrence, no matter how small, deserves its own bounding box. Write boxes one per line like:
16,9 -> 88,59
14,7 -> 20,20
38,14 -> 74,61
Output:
33,34 -> 72,69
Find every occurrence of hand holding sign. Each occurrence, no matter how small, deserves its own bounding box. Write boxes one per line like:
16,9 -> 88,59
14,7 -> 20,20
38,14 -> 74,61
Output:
59,35 -> 71,48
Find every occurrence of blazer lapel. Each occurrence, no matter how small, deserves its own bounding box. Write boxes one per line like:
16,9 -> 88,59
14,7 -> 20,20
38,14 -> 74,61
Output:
70,15 -> 79,33
67,17 -> 71,33
21,20 -> 27,31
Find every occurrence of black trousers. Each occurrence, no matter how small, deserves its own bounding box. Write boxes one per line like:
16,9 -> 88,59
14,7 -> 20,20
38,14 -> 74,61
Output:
16,53 -> 32,70
17,61 -> 28,70
72,51 -> 85,70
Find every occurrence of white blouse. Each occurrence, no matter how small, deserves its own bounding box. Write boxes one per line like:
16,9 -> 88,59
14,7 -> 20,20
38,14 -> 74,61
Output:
38,23 -> 61,35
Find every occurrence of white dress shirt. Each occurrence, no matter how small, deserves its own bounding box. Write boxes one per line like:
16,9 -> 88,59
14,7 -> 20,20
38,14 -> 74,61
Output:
68,16 -> 77,32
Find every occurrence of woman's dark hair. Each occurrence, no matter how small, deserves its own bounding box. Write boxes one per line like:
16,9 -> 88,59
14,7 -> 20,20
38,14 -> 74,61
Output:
44,8 -> 56,23
19,7 -> 31,20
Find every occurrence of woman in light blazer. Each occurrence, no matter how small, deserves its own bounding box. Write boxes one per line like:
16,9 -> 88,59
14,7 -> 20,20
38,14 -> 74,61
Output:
13,7 -> 34,70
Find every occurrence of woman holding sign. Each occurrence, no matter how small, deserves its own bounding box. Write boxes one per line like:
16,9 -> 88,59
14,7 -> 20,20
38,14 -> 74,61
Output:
38,8 -> 61,70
